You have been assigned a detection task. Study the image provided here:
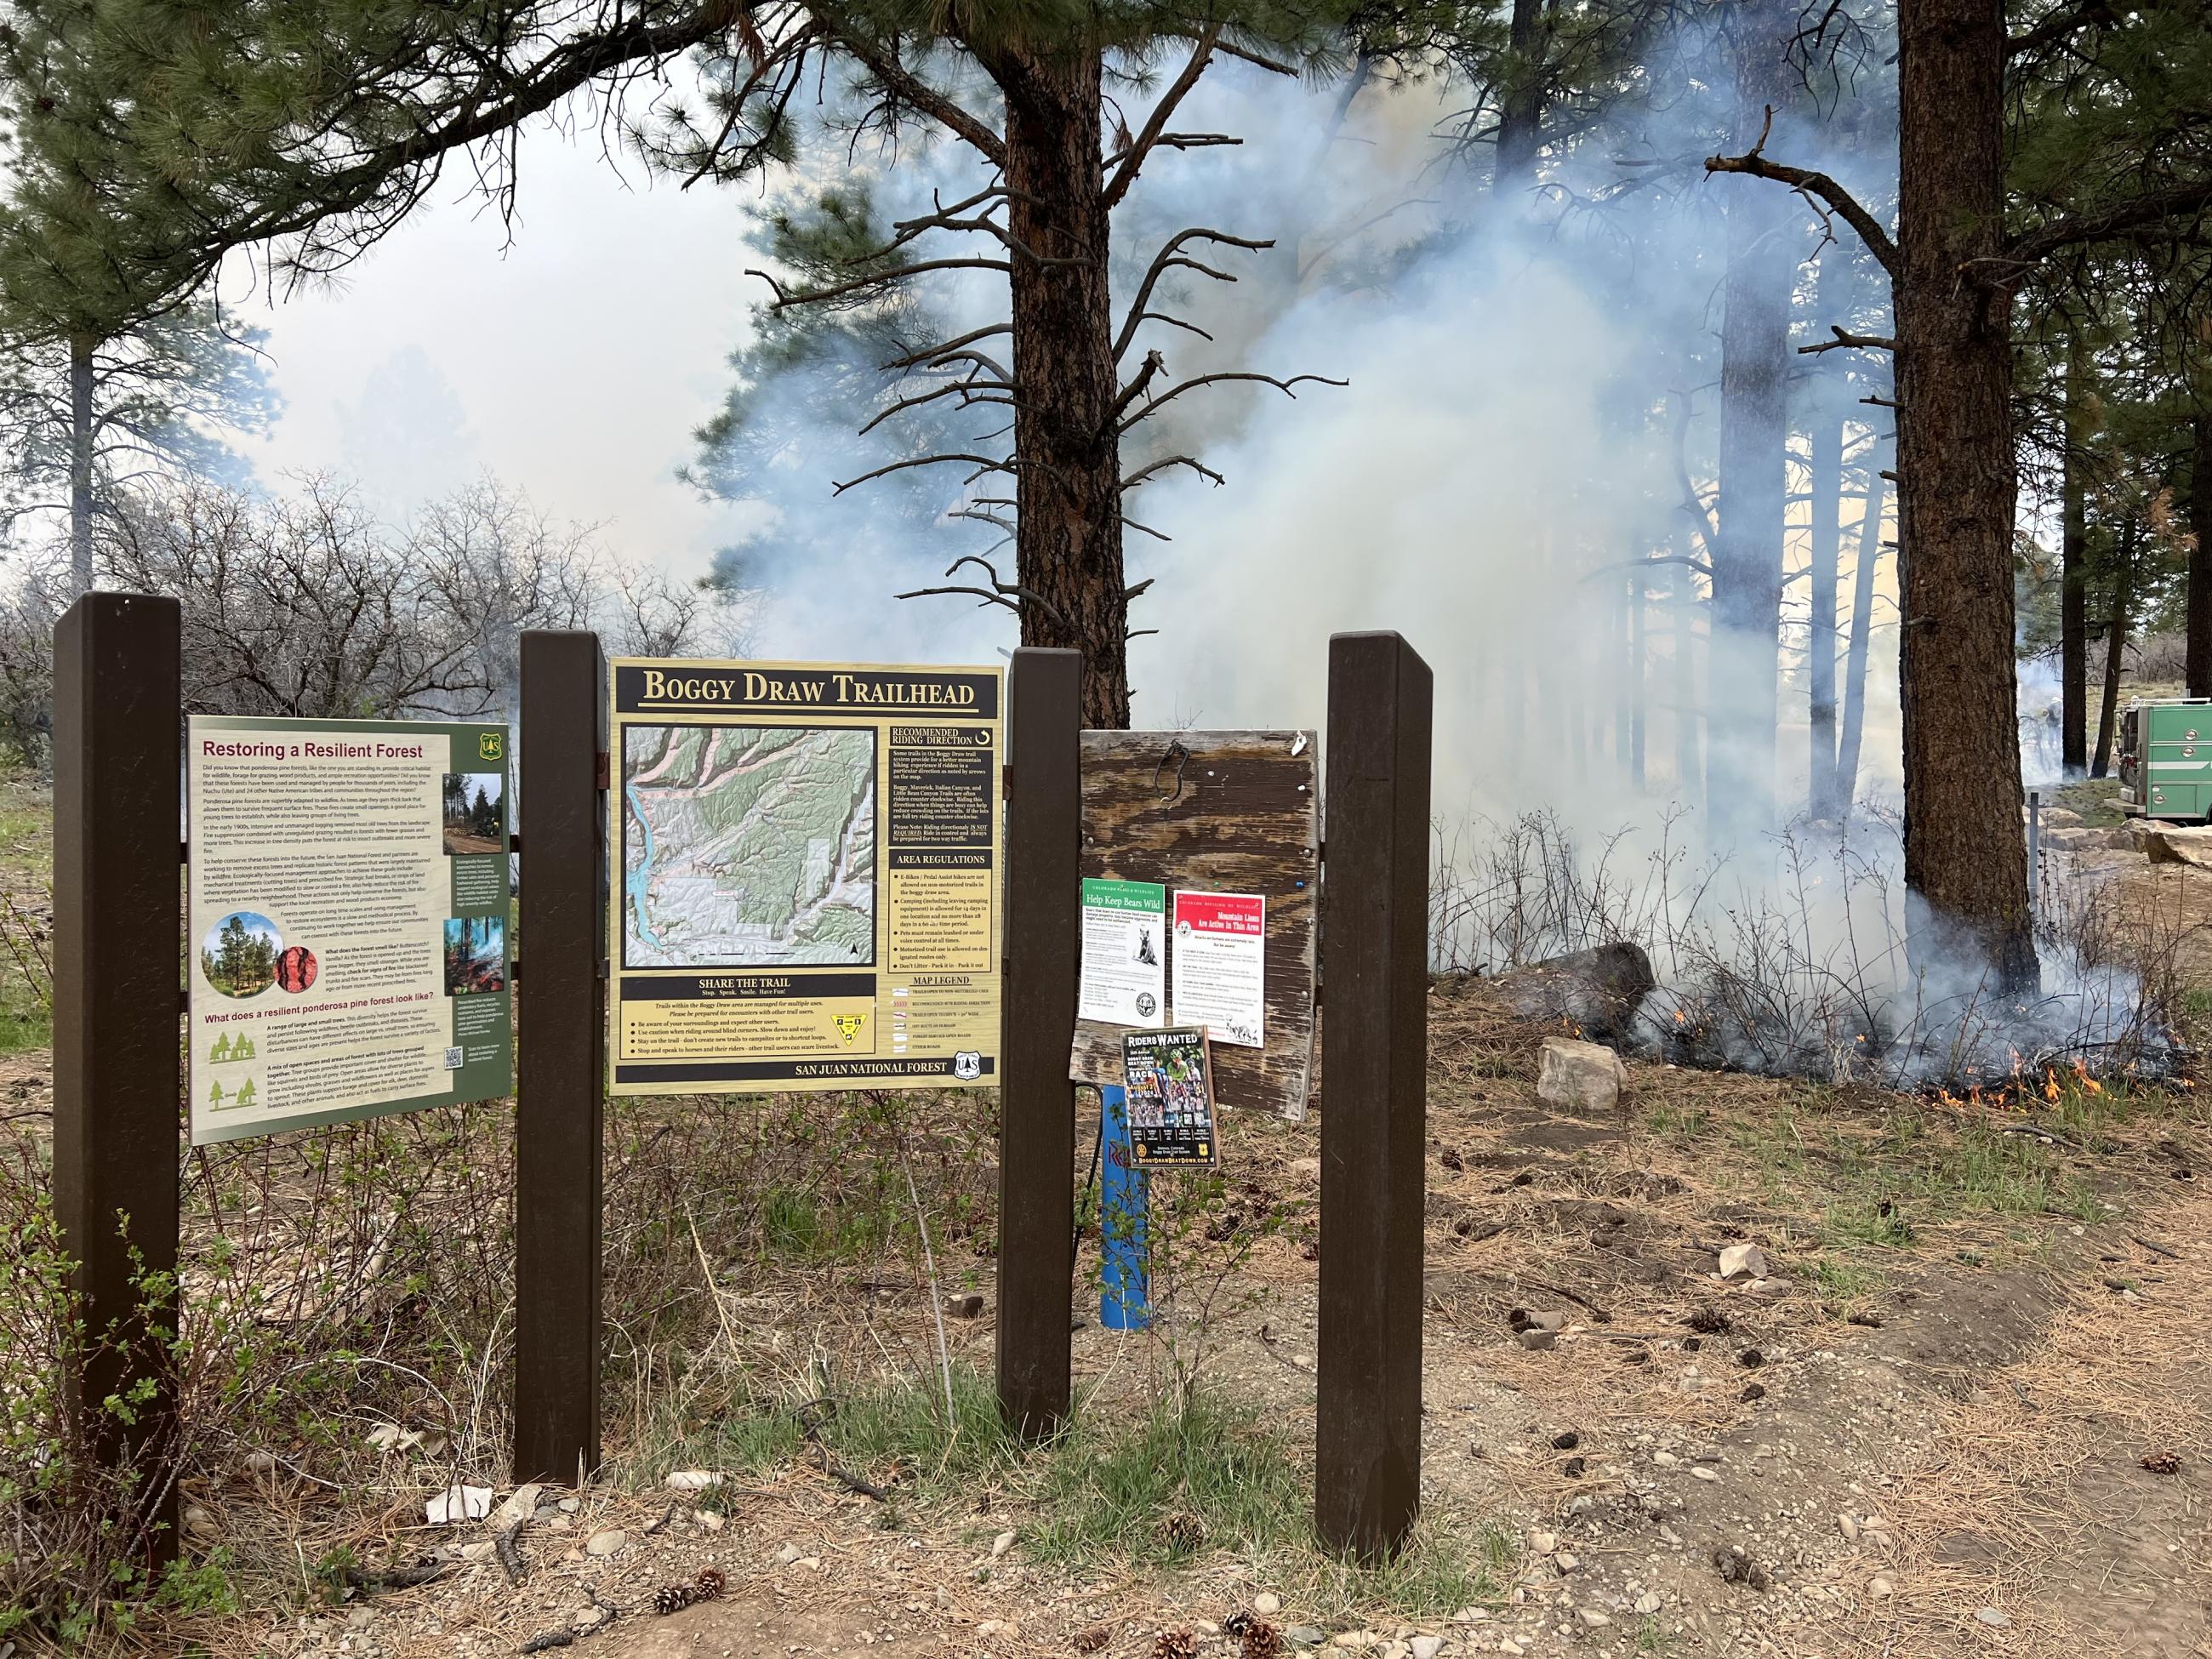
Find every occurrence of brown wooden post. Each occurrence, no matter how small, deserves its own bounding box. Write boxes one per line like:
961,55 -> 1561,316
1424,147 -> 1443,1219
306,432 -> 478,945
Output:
995,647 -> 1082,1438
1316,630 -> 1433,1561
53,591 -> 182,1567
515,630 -> 607,1484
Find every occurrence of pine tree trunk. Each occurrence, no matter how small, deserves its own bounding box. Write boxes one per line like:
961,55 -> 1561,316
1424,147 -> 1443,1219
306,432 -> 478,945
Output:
2092,517 -> 2135,778
1674,527 -> 1703,809
2061,334 -> 2091,769
1836,449 -> 1887,812
1629,569 -> 1646,790
989,44 -> 1129,729
1894,0 -> 2035,989
1808,404 -> 1844,818
1708,0 -> 1795,837
69,334 -> 95,596
2189,409 -> 2212,698
1494,0 -> 1547,196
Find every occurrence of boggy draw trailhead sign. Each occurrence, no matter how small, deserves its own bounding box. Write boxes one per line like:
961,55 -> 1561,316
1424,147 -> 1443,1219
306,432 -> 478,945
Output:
609,659 -> 1003,1093
187,715 -> 514,1144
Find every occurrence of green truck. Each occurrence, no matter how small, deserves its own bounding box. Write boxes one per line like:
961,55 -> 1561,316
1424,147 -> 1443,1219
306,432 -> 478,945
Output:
2118,698 -> 2212,819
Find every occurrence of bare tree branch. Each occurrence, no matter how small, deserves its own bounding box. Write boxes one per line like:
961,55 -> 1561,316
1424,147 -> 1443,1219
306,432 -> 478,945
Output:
1799,324 -> 1898,356
1705,107 -> 1900,277
1116,371 -> 1347,436
1115,228 -> 1273,361
833,31 -> 1007,166
832,453 -> 1015,495
1103,27 -> 1220,210
746,257 -> 1013,312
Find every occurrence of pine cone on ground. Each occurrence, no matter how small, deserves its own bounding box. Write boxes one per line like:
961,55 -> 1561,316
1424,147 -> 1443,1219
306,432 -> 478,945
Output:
1073,1628 -> 1109,1654
2142,1449 -> 2182,1474
1224,1613 -> 1282,1659
693,1566 -> 727,1600
653,1582 -> 698,1616
1151,1629 -> 1200,1659
1158,1510 -> 1206,1554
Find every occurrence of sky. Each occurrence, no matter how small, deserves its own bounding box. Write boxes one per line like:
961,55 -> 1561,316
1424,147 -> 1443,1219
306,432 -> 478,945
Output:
225,126 -> 762,582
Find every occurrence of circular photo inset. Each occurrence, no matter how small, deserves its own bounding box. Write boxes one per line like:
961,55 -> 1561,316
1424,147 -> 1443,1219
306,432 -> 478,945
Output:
275,945 -> 318,994
199,911 -> 282,1000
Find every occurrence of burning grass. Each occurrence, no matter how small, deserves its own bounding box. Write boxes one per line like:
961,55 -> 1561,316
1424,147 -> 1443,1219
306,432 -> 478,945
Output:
1434,807 -> 2197,1092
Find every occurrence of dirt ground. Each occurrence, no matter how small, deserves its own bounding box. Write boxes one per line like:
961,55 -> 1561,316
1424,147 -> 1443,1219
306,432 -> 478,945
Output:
198,971 -> 2212,1659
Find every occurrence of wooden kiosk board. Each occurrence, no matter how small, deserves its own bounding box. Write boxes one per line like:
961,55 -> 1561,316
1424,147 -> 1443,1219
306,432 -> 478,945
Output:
608,659 -> 1003,1093
1068,730 -> 1319,1120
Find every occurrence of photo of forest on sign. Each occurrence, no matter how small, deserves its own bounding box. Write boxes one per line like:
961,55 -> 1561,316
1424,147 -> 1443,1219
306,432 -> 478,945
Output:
442,915 -> 505,995
442,771 -> 505,856
199,910 -> 281,999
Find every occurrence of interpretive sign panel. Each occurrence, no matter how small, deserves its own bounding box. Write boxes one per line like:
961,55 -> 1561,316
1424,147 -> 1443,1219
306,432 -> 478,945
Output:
187,715 -> 514,1145
1069,731 -> 1319,1120
608,659 -> 1002,1094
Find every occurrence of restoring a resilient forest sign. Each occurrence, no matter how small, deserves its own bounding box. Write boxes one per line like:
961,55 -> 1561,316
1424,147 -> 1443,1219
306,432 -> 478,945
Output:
609,659 -> 1003,1094
187,715 -> 514,1146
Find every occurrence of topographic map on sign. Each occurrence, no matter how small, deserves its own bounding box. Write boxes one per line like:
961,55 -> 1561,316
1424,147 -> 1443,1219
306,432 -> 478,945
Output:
622,723 -> 877,968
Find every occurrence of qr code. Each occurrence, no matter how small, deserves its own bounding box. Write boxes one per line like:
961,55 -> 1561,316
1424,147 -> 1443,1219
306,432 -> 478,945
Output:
442,1046 -> 464,1070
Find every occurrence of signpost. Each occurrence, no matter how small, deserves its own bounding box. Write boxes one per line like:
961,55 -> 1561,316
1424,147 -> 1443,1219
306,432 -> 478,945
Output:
607,659 -> 1004,1094
48,600 -> 1429,1562
185,715 -> 513,1144
1068,730 -> 1319,1121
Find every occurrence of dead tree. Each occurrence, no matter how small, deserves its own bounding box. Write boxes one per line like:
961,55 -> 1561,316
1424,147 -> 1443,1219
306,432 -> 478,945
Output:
680,16 -> 1341,729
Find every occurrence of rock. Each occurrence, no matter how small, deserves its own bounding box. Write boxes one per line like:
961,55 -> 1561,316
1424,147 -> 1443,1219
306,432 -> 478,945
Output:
1716,1243 -> 1768,1280
1633,1593 -> 1662,1616
348,1607 -> 376,1631
1494,942 -> 1656,1041
1653,1451 -> 1679,1467
777,1542 -> 806,1565
1516,1328 -> 1558,1351
1450,1608 -> 1487,1623
947,1292 -> 986,1320
1253,1594 -> 1282,1616
1578,1610 -> 1611,1628
495,1483 -> 544,1526
1837,1514 -> 1858,1542
1692,1466 -> 1719,1482
584,1528 -> 627,1557
1530,1531 -> 1559,1555
698,1510 -> 725,1533
2143,824 -> 2212,868
1527,1310 -> 1569,1333
1553,1552 -> 1579,1573
1285,1628 -> 1326,1649
1867,1576 -> 1894,1599
2032,806 -> 2084,830
1536,1037 -> 1629,1113
425,1484 -> 493,1526
1410,1637 -> 1443,1659
665,1469 -> 721,1491
243,1450 -> 277,1476
458,1540 -> 499,1562
1290,1158 -> 1321,1178
1975,1608 -> 2011,1628
991,1531 -> 1016,1558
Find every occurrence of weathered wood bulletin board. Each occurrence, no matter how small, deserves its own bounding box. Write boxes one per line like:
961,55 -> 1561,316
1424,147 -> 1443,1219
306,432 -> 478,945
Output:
1067,730 -> 1319,1120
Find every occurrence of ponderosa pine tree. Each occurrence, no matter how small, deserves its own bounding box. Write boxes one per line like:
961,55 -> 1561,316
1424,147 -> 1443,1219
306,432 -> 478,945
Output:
1710,0 -> 2212,989
0,1 -> 278,590
13,0 -> 1374,728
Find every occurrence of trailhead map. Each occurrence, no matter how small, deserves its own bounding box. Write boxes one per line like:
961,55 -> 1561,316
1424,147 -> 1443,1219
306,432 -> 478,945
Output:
622,723 -> 877,968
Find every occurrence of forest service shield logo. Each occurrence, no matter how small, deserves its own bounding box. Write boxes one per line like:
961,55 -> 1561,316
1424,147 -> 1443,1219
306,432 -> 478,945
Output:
478,732 -> 504,762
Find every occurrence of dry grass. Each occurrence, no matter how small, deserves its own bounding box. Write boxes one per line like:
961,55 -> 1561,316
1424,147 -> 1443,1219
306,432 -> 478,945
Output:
1850,1189 -> 2212,1657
